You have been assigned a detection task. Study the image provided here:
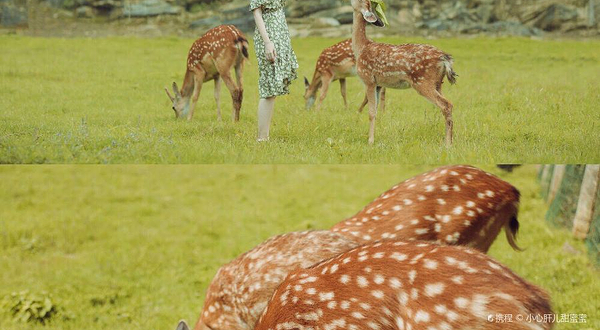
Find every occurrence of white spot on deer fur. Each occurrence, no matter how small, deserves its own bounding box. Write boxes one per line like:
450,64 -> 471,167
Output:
396,317 -> 405,330
454,297 -> 469,309
467,210 -> 476,217
453,206 -> 463,215
486,190 -> 495,197
395,224 -> 405,230
434,305 -> 447,314
466,201 -> 476,208
447,310 -> 459,322
445,256 -> 457,265
399,291 -> 409,305
451,275 -> 464,284
410,288 -> 419,300
437,199 -> 446,205
425,283 -> 445,297
389,277 -> 402,288
453,185 -> 461,192
408,270 -> 417,284
373,252 -> 385,259
404,199 -> 413,205
471,294 -> 489,318
340,274 -> 350,284
477,193 -> 485,199
371,290 -> 385,299
343,257 -> 351,264
391,252 -> 408,261
306,288 -> 316,295
424,259 -> 438,269
442,215 -> 451,223
434,223 -> 442,232
411,219 -> 419,225
414,310 -> 430,323
374,274 -> 385,284
488,261 -> 502,270
425,185 -> 434,192
330,264 -> 339,273
357,276 -> 369,288
319,292 -> 335,301
300,276 -> 317,284
441,185 -> 449,192
341,300 -> 350,309
418,195 -> 426,201
360,302 -> 372,310
327,301 -> 337,310
415,228 -> 429,235
351,312 -> 365,319
450,171 -> 459,176
393,205 -> 402,211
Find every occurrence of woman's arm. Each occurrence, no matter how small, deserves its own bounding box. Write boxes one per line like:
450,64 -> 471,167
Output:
253,7 -> 276,63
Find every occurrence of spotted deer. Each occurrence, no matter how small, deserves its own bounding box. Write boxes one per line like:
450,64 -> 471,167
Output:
350,0 -> 457,145
165,25 -> 248,122
255,241 -> 554,330
304,39 -> 386,112
175,231 -> 358,330
332,165 -> 522,253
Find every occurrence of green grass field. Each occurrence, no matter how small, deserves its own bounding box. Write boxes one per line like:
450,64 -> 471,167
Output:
0,36 -> 599,163
0,165 -> 598,329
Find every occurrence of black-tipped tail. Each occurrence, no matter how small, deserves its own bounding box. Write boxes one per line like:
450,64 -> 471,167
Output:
441,54 -> 458,85
237,36 -> 249,59
505,216 -> 524,252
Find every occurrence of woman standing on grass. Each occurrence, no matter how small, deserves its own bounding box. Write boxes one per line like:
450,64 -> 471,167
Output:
251,0 -> 299,141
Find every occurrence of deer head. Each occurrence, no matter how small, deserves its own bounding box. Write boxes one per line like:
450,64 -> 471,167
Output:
304,76 -> 318,109
165,82 -> 190,119
351,0 -> 385,27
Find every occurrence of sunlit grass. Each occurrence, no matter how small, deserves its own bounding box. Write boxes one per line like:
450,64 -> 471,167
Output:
0,165 -> 598,329
0,36 -> 599,163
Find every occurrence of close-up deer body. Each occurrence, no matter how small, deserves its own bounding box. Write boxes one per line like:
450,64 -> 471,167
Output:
350,0 -> 457,145
165,25 -> 248,122
304,39 -> 386,112
176,231 -> 358,330
332,165 -> 522,253
254,241 -> 554,330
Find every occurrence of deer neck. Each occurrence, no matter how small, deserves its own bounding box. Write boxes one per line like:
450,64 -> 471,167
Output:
352,10 -> 370,59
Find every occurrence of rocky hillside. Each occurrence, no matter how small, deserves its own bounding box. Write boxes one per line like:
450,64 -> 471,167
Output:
2,0 -> 599,37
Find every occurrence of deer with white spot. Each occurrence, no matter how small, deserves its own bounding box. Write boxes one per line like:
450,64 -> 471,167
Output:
174,231 -> 358,330
304,39 -> 386,112
332,165 -> 522,253
165,25 -> 248,122
350,0 -> 457,145
255,241 -> 554,330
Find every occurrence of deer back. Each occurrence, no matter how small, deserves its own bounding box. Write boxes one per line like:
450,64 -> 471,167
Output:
187,25 -> 248,77
332,165 -> 521,252
255,241 -> 553,330
196,231 -> 358,330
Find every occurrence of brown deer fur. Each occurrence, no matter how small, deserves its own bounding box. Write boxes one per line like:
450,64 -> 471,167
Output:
254,241 -> 554,330
186,231 -> 358,330
350,0 -> 457,145
332,165 -> 522,253
166,25 -> 248,122
304,39 -> 386,112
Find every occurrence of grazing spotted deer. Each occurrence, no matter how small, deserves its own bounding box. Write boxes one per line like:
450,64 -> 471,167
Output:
254,241 -> 554,330
350,0 -> 457,145
332,165 -> 522,253
175,231 -> 358,330
304,39 -> 386,112
165,25 -> 248,122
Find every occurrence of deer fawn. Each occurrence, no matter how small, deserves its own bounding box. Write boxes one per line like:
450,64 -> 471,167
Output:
350,0 -> 457,145
175,231 -> 358,330
332,165 -> 522,253
255,241 -> 554,330
165,25 -> 248,122
304,39 -> 386,112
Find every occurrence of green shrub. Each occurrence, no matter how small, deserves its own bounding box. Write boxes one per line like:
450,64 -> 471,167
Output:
1,291 -> 61,324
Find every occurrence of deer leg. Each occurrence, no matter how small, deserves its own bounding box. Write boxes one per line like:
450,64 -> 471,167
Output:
358,92 -> 368,113
234,60 -> 244,120
379,88 -> 386,113
340,78 -> 348,110
188,72 -> 205,121
316,74 -> 333,111
219,72 -> 242,122
414,84 -> 454,147
214,76 -> 222,121
366,84 -> 378,145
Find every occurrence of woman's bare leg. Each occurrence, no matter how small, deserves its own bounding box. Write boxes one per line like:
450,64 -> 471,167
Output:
258,96 -> 276,141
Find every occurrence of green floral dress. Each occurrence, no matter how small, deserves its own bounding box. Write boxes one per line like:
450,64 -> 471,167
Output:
249,0 -> 299,99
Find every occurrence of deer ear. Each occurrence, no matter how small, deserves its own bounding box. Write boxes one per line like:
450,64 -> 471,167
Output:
361,10 -> 378,23
304,77 -> 310,88
165,87 -> 175,102
176,320 -> 190,330
172,82 -> 181,97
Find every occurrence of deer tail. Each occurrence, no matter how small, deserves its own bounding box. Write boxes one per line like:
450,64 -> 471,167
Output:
504,187 -> 524,252
236,36 -> 249,59
441,54 -> 458,85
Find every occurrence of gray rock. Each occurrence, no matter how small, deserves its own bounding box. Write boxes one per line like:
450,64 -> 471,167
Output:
122,0 -> 181,17
461,21 -> 544,37
311,17 -> 340,28
287,0 -> 340,18
532,4 -> 579,31
310,5 -> 353,24
76,5 -> 95,18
